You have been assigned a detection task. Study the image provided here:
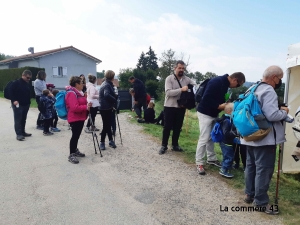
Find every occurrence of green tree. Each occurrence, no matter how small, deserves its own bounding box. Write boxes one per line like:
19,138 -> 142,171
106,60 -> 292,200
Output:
136,52 -> 148,71
146,46 -> 158,71
275,82 -> 285,105
97,70 -> 105,79
158,49 -> 177,80
145,80 -> 159,99
203,72 -> 217,80
0,53 -> 14,61
119,68 -> 134,90
194,71 -> 204,84
230,86 -> 248,101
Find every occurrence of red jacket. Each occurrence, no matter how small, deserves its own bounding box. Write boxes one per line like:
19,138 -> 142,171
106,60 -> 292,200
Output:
146,94 -> 151,105
65,87 -> 88,123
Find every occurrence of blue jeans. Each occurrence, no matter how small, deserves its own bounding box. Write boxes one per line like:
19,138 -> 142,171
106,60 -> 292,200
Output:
220,142 -> 234,170
245,145 -> 276,206
12,103 -> 30,136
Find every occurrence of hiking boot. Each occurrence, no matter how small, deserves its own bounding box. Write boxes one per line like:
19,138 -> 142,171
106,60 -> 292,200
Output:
159,146 -> 168,155
51,127 -> 61,132
219,168 -> 234,178
43,132 -> 54,136
207,160 -> 222,168
16,135 -> 25,141
172,146 -> 184,152
264,204 -> 279,215
68,153 -> 79,164
244,194 -> 254,204
197,165 -> 206,175
22,132 -> 32,137
100,142 -> 106,150
74,149 -> 85,157
36,125 -> 44,130
109,140 -> 117,148
85,127 -> 93,133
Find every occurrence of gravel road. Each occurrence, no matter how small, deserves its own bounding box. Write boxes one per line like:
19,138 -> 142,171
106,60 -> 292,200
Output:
0,98 -> 283,225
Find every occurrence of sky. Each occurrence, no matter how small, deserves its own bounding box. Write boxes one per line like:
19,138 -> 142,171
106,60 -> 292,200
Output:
1,0 -> 300,82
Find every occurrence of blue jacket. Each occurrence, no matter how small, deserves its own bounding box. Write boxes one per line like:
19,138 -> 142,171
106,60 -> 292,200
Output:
219,114 -> 238,145
99,80 -> 117,110
197,74 -> 229,118
40,95 -> 56,119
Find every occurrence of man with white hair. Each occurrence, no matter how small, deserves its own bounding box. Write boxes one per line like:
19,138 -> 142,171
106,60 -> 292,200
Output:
243,65 -> 289,215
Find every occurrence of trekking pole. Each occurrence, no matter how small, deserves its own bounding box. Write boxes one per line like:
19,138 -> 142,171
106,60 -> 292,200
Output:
88,113 -> 103,157
113,109 -> 116,143
115,111 -> 123,145
275,143 -> 282,205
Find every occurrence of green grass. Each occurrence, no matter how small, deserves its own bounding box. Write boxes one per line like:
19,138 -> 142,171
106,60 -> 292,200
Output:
128,100 -> 300,225
0,91 -> 37,108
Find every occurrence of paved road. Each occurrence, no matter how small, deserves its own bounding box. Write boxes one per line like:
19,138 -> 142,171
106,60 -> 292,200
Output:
0,98 -> 283,225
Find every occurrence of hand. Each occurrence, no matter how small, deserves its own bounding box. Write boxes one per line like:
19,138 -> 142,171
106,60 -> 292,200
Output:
280,106 -> 289,113
131,109 -> 135,112
181,86 -> 188,92
134,101 -> 138,105
13,101 -> 19,106
218,103 -> 227,110
88,102 -> 92,107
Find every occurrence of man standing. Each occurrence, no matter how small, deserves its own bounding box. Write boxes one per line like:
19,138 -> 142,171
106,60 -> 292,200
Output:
128,76 -> 147,119
243,65 -> 288,214
195,72 -> 245,175
10,70 -> 32,141
159,60 -> 195,155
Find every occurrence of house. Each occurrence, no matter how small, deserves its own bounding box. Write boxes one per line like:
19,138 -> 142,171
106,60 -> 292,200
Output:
0,46 -> 101,89
283,42 -> 300,172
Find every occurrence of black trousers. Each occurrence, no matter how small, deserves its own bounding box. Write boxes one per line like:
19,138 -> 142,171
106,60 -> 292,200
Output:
51,114 -> 58,128
35,96 -> 43,126
133,96 -> 147,119
100,109 -> 113,142
69,121 -> 84,154
43,118 -> 52,133
12,103 -> 30,136
233,143 -> 247,169
155,111 -> 164,126
86,107 -> 98,127
162,107 -> 186,147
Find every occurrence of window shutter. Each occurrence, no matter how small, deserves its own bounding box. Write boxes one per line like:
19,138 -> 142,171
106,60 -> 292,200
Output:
52,67 -> 58,75
63,67 -> 67,76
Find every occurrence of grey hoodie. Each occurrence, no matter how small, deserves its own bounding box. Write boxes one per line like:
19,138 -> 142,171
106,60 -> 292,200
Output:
241,83 -> 287,146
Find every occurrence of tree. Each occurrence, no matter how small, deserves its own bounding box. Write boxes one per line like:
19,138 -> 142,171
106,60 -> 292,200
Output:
119,68 -> 134,90
0,53 -> 14,61
145,46 -> 158,71
275,82 -> 285,105
97,70 -> 105,79
145,80 -> 159,99
136,52 -> 148,71
230,86 -> 248,101
158,49 -> 177,80
203,72 -> 217,80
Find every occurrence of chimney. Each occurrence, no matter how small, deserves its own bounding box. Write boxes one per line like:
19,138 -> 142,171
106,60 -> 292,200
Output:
28,47 -> 34,54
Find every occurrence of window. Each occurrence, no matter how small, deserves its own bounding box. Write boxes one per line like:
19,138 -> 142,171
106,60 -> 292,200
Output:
53,66 -> 67,77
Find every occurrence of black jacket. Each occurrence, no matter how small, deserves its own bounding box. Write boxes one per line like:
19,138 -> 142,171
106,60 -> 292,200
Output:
10,78 -> 31,106
197,74 -> 229,117
99,80 -> 117,110
133,79 -> 146,101
219,114 -> 238,145
144,108 -> 155,123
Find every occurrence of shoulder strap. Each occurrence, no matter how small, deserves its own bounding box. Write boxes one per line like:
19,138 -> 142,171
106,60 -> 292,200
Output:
174,74 -> 182,88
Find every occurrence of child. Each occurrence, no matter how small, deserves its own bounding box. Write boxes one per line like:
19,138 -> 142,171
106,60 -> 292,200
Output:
50,89 -> 61,132
219,103 -> 239,178
40,89 -> 56,136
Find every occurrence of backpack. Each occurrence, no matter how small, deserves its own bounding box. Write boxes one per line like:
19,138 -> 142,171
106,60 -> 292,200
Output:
195,79 -> 210,103
4,80 -> 18,100
38,99 -> 46,114
55,90 -> 76,120
211,117 -> 230,142
174,75 -> 195,110
232,82 -> 271,141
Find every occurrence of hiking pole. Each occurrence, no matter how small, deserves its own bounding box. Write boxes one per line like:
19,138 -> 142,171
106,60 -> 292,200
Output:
88,113 -> 103,157
115,110 -> 123,145
275,143 -> 282,205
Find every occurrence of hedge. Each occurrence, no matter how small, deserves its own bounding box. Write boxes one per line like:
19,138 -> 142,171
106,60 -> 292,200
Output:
0,67 -> 45,98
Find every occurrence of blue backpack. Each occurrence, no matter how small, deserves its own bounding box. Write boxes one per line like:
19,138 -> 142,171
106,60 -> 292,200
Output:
211,117 -> 230,143
232,82 -> 271,139
55,90 -> 76,120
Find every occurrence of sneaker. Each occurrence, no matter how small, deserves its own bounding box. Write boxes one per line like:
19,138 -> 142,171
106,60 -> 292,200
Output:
264,204 -> 279,215
16,135 -> 25,141
172,146 -> 184,152
197,165 -> 206,175
51,127 -> 61,132
219,168 -> 234,178
85,127 -> 93,133
207,160 -> 222,168
68,153 -> 79,164
43,132 -> 54,136
109,140 -> 117,148
22,132 -> 32,137
244,194 -> 254,204
159,146 -> 168,155
100,142 -> 106,150
74,149 -> 85,157
36,125 -> 44,130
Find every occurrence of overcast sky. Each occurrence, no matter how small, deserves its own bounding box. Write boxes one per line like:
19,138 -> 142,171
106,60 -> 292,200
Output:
1,0 -> 300,82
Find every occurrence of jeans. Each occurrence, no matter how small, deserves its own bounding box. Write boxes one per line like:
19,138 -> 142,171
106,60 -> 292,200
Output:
100,109 -> 113,142
12,103 -> 30,136
133,97 -> 147,119
245,145 -> 276,206
69,121 -> 84,154
86,107 -> 98,127
195,112 -> 217,165
220,143 -> 234,170
162,107 -> 186,147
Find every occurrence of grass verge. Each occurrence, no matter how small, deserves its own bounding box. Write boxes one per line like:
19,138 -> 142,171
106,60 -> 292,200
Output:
128,100 -> 300,225
0,91 -> 37,108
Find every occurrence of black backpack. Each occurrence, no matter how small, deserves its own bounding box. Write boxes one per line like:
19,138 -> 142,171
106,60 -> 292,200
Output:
174,75 -> 196,110
195,79 -> 210,104
4,80 -> 18,100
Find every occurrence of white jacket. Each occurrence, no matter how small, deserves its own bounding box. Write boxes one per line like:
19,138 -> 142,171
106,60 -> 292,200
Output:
86,82 -> 100,107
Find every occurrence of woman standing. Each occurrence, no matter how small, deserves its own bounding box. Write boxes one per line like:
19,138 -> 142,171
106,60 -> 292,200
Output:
79,74 -> 87,94
65,76 -> 92,164
34,70 -> 47,130
99,70 -> 117,150
85,74 -> 100,133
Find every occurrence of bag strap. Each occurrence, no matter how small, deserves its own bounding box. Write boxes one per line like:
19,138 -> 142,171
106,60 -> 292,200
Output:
174,74 -> 182,88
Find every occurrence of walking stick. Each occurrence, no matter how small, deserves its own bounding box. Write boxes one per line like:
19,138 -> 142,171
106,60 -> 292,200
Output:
275,143 -> 282,205
116,112 -> 123,145
88,113 -> 103,157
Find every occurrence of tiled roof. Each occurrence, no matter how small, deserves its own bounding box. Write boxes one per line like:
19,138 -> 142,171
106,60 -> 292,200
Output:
0,46 -> 102,64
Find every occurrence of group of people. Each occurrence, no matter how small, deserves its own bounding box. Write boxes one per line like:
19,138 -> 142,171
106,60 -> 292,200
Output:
158,60 -> 289,215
